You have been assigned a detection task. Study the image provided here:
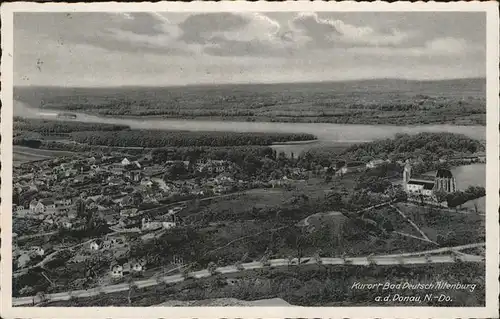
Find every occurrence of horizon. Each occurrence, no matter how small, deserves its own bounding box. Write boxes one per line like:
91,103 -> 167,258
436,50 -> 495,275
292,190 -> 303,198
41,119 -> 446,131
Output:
14,12 -> 486,87
13,76 -> 487,90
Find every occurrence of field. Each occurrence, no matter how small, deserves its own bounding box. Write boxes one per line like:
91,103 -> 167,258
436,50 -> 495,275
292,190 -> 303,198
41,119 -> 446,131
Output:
13,146 -> 74,165
14,78 -> 486,126
364,206 -> 423,238
393,203 -> 485,245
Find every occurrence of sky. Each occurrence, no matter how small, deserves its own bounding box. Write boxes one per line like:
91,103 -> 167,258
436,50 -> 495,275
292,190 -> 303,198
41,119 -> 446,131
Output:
13,11 -> 486,87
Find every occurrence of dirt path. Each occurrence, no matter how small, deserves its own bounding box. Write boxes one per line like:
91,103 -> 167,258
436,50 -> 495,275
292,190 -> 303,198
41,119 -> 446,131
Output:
390,204 -> 436,244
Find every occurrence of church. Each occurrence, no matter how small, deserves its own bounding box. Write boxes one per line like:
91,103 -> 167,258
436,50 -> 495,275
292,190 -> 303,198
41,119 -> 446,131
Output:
402,162 -> 456,199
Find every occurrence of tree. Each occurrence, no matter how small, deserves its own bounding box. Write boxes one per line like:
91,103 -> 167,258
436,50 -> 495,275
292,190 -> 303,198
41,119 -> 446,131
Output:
434,189 -> 448,203
181,266 -> 191,280
367,254 -> 377,266
380,217 -> 394,233
313,251 -> 322,266
164,161 -> 188,180
75,199 -> 86,218
36,291 -> 47,304
207,261 -> 218,276
235,261 -> 245,271
127,280 -> 137,305
260,255 -> 271,267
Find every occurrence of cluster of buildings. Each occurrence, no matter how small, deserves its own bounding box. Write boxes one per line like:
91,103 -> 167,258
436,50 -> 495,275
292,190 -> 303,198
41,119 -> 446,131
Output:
12,153 -> 252,273
402,161 -> 457,202
13,154 -> 245,232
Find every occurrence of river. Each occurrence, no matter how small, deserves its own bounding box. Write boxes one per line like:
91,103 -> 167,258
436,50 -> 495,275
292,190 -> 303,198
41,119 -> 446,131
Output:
14,100 -> 488,210
14,101 -> 485,145
427,164 -> 486,212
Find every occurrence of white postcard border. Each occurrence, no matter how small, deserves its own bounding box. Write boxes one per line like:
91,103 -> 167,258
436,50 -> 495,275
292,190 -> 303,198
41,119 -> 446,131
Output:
1,1 -> 499,318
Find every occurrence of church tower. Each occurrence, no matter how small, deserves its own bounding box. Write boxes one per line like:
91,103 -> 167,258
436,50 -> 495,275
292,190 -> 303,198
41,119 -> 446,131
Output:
403,161 -> 411,191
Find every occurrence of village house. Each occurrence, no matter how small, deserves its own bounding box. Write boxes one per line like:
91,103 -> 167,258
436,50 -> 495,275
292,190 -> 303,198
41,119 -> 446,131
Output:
110,264 -> 123,278
125,169 -> 143,182
73,175 -> 87,184
131,260 -> 144,272
55,198 -> 72,207
141,216 -> 163,231
366,159 -> 386,169
119,195 -> 134,207
58,217 -> 73,229
214,172 -> 234,185
17,253 -> 31,269
109,163 -> 125,176
108,177 -> 125,187
120,207 -> 140,218
43,216 -> 55,226
29,199 -> 56,214
103,235 -> 127,249
336,162 -> 366,176
29,246 -> 45,257
102,213 -> 120,226
121,158 -> 131,166
140,177 -> 154,188
14,205 -> 30,217
162,221 -> 176,229
89,240 -> 102,251
63,168 -> 79,178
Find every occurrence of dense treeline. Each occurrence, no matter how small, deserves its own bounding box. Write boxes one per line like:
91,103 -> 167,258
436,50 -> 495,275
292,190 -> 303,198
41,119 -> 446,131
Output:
340,132 -> 484,162
151,146 -> 275,165
447,186 -> 486,208
14,117 -> 129,134
293,132 -> 484,171
69,130 -> 316,148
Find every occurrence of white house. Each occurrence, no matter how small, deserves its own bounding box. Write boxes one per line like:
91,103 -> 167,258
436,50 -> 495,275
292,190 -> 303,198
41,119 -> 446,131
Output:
55,198 -> 72,207
366,159 -> 386,169
42,199 -> 56,212
29,200 -> 44,213
29,246 -> 45,257
162,221 -> 176,229
17,253 -> 31,269
89,241 -> 100,251
140,178 -> 153,187
120,208 -> 140,218
142,217 -> 163,231
121,158 -> 131,166
110,264 -> 123,278
131,261 -> 143,272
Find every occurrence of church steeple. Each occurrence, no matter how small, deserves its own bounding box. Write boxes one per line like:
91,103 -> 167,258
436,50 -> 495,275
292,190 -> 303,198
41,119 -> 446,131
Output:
403,160 -> 411,189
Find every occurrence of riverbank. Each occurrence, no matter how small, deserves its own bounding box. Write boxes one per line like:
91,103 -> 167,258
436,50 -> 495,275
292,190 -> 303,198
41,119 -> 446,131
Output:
14,101 -> 486,143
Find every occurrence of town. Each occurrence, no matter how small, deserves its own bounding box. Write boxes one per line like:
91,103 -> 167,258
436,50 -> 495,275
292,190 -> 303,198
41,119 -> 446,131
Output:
11,130 -> 487,306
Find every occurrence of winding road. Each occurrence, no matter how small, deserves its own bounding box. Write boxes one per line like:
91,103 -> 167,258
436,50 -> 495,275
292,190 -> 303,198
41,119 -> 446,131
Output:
13,243 -> 485,307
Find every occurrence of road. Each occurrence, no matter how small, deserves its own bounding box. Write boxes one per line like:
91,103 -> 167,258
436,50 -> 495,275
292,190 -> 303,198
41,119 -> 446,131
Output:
13,238 -> 95,278
15,231 -> 59,241
13,246 -> 484,307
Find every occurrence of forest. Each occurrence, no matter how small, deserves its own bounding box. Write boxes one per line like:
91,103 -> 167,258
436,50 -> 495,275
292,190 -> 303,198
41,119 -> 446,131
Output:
338,132 -> 484,162
293,132 -> 484,171
68,130 -> 316,148
14,117 -> 129,133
